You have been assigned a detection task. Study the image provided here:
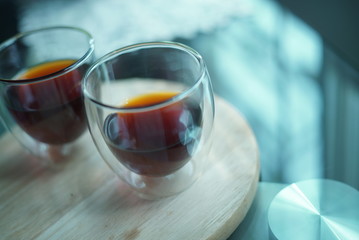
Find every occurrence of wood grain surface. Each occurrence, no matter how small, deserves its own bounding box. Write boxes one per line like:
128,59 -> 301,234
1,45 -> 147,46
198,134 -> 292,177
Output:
0,97 -> 260,240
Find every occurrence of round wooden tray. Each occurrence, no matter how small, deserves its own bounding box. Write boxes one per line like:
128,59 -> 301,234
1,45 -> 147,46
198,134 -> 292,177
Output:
0,97 -> 259,240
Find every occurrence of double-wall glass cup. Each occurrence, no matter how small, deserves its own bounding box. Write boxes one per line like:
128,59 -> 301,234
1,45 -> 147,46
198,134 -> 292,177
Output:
83,42 -> 215,199
0,26 -> 95,163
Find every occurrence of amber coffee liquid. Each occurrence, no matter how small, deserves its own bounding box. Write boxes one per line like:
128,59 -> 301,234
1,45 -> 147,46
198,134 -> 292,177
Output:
5,60 -> 87,145
104,92 -> 202,177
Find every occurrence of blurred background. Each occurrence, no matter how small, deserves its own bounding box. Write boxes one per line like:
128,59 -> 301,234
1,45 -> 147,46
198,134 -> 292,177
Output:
0,0 -> 358,189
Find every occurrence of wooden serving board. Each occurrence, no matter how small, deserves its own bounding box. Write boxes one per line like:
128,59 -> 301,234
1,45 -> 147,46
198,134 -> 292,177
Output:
0,97 -> 260,240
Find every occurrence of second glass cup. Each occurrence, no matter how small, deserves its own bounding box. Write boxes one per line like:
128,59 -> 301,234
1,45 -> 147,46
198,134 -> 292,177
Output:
82,42 -> 215,199
0,26 -> 95,163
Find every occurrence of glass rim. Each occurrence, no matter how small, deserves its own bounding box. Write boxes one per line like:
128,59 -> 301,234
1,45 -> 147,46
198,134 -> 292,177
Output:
82,41 -> 207,112
0,26 -> 95,84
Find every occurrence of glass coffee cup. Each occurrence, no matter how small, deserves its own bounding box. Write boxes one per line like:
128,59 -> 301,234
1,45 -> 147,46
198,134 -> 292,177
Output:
0,26 -> 95,163
82,42 -> 215,199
